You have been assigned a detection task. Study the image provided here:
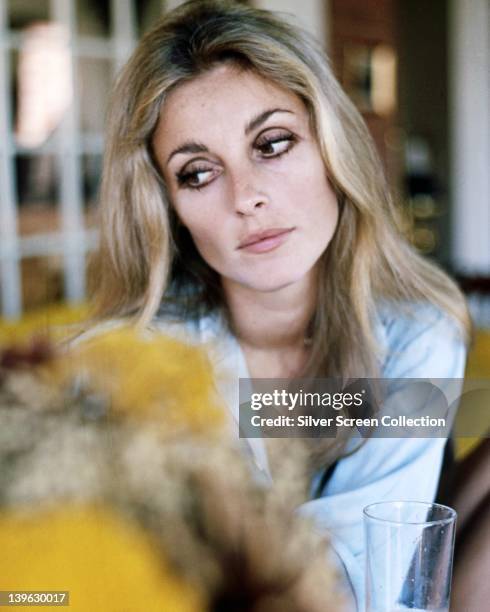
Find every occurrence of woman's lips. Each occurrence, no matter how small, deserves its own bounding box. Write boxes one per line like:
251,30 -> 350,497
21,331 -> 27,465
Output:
238,228 -> 295,254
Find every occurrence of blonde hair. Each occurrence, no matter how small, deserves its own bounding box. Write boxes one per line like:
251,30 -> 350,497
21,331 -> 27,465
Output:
90,0 -> 471,378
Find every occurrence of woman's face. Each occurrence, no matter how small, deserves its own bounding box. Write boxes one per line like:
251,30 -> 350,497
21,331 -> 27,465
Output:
152,64 -> 339,293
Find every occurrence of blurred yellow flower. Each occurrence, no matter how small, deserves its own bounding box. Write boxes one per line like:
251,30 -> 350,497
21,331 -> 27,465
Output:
0,303 -> 89,346
0,505 -> 204,612
56,327 -> 225,434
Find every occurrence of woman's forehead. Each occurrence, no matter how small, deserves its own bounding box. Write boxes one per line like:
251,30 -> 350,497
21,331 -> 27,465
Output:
154,64 -> 307,147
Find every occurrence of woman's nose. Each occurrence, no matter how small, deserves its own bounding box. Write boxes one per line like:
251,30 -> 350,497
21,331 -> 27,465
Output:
235,195 -> 267,216
231,173 -> 269,217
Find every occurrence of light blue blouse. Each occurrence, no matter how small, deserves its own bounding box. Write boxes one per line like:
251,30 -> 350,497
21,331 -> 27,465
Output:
153,301 -> 467,611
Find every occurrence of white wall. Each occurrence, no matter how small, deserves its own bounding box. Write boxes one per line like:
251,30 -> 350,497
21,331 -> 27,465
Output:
253,0 -> 329,49
450,0 -> 490,274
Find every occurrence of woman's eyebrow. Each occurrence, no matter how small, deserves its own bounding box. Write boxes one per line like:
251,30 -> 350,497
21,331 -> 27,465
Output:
244,107 -> 294,135
166,141 -> 208,166
165,108 -> 294,166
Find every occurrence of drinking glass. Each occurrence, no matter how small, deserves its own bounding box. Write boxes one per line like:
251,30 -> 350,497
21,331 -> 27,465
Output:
364,501 -> 457,612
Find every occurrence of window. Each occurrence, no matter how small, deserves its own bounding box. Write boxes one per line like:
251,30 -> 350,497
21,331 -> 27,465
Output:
0,0 -> 167,318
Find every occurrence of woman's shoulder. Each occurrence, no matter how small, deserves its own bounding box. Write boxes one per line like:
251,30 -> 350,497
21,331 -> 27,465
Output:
376,299 -> 462,340
374,299 -> 467,378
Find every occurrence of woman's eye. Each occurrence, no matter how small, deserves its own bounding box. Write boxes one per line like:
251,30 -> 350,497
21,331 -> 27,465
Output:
176,166 -> 216,189
256,133 -> 296,158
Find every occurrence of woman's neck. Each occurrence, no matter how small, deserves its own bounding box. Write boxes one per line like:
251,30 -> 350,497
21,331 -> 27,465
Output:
221,271 -> 317,377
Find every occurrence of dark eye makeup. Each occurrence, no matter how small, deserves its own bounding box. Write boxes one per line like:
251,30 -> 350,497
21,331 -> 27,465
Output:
255,130 -> 297,157
176,163 -> 216,189
175,129 -> 298,191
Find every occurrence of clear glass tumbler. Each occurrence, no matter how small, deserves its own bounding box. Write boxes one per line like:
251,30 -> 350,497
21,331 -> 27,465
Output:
364,501 -> 457,612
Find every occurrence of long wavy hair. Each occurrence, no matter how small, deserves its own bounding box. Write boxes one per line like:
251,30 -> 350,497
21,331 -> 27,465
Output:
89,0 -> 470,468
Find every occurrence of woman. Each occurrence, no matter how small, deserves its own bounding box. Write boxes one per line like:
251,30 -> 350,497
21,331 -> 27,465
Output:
89,0 -> 471,608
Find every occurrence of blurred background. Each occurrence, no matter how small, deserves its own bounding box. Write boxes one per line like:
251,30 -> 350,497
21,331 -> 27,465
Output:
0,0 -> 488,334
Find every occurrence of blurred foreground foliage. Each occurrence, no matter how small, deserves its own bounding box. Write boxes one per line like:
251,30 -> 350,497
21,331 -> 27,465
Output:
0,324 -> 343,612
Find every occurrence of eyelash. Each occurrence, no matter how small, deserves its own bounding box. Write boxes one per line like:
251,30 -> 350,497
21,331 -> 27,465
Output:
175,132 -> 298,190
255,133 -> 297,157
